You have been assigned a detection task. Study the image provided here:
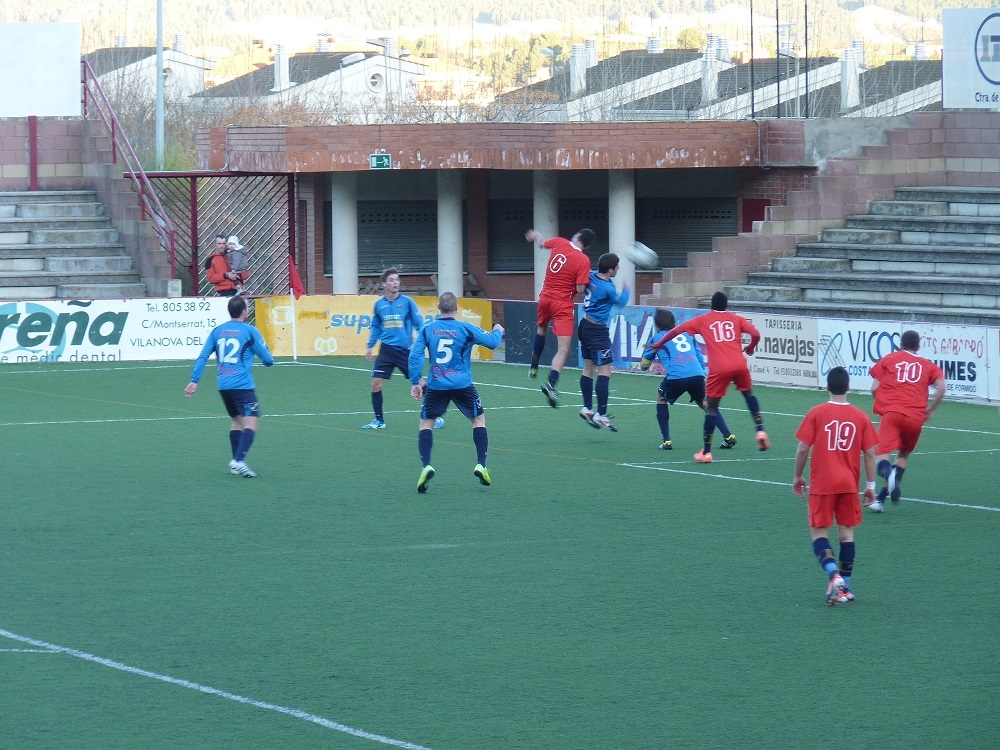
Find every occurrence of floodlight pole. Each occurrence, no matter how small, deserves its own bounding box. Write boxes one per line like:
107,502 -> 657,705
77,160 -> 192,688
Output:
155,0 -> 164,169
749,0 -> 756,118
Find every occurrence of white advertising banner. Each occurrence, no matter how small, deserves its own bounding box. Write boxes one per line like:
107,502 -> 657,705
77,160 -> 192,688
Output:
989,327 -> 1000,401
943,9 -> 1000,110
742,312 -> 820,388
815,319 -> 902,392
909,323 -> 991,401
0,298 -> 231,364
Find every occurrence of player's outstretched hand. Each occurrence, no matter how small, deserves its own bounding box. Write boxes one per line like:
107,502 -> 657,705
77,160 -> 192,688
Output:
743,345 -> 756,356
411,383 -> 424,402
524,229 -> 541,243
792,476 -> 807,498
862,487 -> 876,505
639,357 -> 652,371
365,347 -> 375,362
493,323 -> 505,336
184,382 -> 198,397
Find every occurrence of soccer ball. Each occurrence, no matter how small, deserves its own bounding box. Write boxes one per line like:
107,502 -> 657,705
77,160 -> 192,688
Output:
434,416 -> 445,429
624,241 -> 660,269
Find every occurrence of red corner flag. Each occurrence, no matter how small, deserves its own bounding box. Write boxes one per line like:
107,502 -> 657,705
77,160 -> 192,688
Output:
289,254 -> 304,299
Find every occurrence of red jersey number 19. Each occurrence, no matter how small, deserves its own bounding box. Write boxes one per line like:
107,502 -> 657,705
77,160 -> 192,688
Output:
823,419 -> 857,451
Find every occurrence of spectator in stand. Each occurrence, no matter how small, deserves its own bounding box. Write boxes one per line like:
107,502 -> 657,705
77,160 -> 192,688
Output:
205,233 -> 247,297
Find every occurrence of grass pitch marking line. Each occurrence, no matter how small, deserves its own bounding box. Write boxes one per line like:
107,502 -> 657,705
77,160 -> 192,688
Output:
621,463 -> 1000,512
0,648 -> 59,653
0,629 -> 435,750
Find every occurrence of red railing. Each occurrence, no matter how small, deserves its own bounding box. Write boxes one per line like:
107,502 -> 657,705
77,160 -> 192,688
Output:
80,59 -> 178,278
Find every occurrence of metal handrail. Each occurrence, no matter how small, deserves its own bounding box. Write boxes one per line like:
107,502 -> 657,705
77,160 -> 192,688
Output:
80,59 -> 178,278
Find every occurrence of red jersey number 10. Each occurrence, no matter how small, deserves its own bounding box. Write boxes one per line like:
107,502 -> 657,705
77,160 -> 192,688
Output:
893,361 -> 923,383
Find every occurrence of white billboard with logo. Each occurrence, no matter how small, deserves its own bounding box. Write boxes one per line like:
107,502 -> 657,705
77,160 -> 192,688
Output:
943,9 -> 1000,109
0,298 -> 231,364
909,323 -> 990,401
742,313 -> 819,388
815,319 -> 902,392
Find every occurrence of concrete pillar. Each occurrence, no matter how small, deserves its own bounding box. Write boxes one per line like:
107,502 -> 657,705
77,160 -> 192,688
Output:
532,170 -> 559,300
437,170 -> 464,297
608,169 -> 636,298
327,172 -> 358,294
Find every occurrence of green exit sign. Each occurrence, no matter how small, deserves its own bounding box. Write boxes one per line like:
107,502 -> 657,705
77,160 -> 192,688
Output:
369,153 -> 392,170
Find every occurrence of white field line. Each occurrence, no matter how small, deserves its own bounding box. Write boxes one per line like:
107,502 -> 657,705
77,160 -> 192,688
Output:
621,461 -> 1000,512
3,363 -> 999,438
0,628 -> 434,750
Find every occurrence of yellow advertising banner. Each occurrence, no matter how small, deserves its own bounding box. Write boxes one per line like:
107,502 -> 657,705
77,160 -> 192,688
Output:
256,295 -> 494,360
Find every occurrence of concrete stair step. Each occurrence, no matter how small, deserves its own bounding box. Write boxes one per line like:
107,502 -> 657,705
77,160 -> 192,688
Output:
16,202 -> 104,218
0,243 -> 129,259
0,258 -> 44,272
798,241 -> 1000,263
726,299 -> 1000,325
0,271 -> 141,286
44,256 -> 135,273
895,186 -> 1000,205
771,256 -> 851,273
0,190 -> 98,206
725,285 -> 803,302
28,228 -> 120,244
746,271 -> 1000,296
868,200 -> 949,217
0,285 -> 57,300
58,282 -> 147,299
0,216 -> 113,232
821,228 -> 900,244
845,214 -> 1000,235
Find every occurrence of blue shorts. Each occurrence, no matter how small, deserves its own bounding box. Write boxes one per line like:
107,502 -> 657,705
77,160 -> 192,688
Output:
372,343 -> 411,380
220,389 -> 261,418
658,375 -> 706,405
578,318 -> 613,366
421,386 -> 484,421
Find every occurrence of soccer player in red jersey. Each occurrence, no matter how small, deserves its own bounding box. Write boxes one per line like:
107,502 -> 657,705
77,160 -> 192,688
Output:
649,291 -> 767,462
524,227 -> 594,407
867,329 -> 945,512
793,367 -> 878,605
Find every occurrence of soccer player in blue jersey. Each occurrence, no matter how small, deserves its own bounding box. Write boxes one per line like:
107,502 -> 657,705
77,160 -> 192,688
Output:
185,296 -> 274,477
640,309 -> 737,451
363,267 -> 427,430
408,292 -> 505,493
578,253 -> 629,432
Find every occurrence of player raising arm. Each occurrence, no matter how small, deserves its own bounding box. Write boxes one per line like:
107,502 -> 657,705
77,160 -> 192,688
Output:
408,292 -> 504,493
648,291 -> 766,463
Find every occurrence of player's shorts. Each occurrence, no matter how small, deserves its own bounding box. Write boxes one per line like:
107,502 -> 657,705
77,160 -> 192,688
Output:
577,318 -> 613,365
421,386 -> 484,421
658,375 -> 706,405
220,389 -> 261,418
875,411 -> 924,454
371,343 -> 411,380
537,295 -> 576,338
706,365 -> 753,399
808,492 -> 863,529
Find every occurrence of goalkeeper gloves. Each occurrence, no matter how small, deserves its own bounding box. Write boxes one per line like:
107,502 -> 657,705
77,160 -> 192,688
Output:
639,357 -> 652,371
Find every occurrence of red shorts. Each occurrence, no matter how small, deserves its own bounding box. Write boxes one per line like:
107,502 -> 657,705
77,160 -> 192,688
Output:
706,366 -> 753,399
808,492 -> 863,529
875,411 -> 924,454
537,296 -> 576,338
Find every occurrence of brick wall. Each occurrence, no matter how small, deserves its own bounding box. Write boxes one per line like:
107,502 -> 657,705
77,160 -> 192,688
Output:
0,118 -> 88,191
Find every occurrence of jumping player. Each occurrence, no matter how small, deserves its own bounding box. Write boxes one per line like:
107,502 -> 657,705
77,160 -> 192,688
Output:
793,366 -> 878,605
866,329 -> 945,512
362,267 -> 426,430
408,292 -> 505,493
640,308 -> 737,451
524,227 -> 593,407
648,291 -> 767,463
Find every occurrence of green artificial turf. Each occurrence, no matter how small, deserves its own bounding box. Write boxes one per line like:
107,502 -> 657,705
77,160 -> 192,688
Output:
1,357 -> 997,749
